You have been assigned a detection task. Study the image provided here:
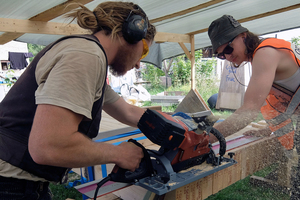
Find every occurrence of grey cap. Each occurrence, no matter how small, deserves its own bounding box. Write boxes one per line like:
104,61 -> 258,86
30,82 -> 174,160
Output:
208,15 -> 248,53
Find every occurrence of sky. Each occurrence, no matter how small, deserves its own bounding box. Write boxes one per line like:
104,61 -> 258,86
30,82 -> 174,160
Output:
261,27 -> 300,41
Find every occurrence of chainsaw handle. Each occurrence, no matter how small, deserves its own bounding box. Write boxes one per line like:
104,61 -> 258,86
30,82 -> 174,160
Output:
207,127 -> 226,157
109,139 -> 153,183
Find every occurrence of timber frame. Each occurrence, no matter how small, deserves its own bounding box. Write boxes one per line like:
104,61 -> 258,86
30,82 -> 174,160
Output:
1,0 -> 300,89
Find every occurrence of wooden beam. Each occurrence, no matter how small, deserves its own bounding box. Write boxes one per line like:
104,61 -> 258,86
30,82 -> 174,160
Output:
239,3 -> 300,23
0,18 -> 87,35
150,0 -> 225,24
0,32 -> 24,45
175,88 -> 210,114
190,35 -> 195,90
163,135 -> 280,200
154,32 -> 190,43
178,42 -> 191,60
0,0 -> 93,44
0,18 -> 189,44
188,2 -> 300,35
178,35 -> 195,89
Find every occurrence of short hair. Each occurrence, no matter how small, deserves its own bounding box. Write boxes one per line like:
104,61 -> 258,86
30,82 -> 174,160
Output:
65,1 -> 156,42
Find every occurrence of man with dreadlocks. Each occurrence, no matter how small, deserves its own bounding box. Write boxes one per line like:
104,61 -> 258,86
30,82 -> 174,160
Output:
0,1 -> 156,199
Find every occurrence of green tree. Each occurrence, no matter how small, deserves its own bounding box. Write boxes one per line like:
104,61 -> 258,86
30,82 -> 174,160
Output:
141,49 -> 217,91
195,49 -> 215,79
170,49 -> 216,87
141,63 -> 165,89
171,55 -> 191,87
291,36 -> 300,46
27,43 -> 45,62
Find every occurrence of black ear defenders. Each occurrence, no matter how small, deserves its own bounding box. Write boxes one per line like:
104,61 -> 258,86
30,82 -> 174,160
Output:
122,5 -> 148,44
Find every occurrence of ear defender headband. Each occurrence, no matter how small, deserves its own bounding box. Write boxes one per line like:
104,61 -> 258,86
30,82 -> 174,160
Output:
122,5 -> 148,44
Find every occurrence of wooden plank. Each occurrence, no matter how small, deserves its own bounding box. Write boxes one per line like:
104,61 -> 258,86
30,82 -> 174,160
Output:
175,89 -> 211,114
150,96 -> 184,100
0,0 -> 94,44
178,42 -> 191,60
79,112 -> 278,199
250,122 -> 267,129
194,89 -> 211,111
216,60 -> 251,110
0,18 -> 87,35
0,32 -> 24,45
188,3 -> 300,35
190,35 -> 196,90
151,95 -> 184,105
162,135 -> 278,200
154,32 -> 190,43
79,135 -> 280,200
201,175 -> 213,199
218,92 -> 242,110
212,170 -> 223,194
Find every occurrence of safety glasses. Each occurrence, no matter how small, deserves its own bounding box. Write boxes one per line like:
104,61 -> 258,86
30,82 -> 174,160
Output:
216,37 -> 236,60
140,39 -> 149,60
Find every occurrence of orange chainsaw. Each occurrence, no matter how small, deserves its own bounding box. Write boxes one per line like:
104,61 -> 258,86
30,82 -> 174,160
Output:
93,109 -> 233,199
137,109 -> 227,178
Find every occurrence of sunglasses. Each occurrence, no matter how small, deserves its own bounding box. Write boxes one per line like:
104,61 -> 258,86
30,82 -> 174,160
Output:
140,39 -> 149,60
216,37 -> 236,60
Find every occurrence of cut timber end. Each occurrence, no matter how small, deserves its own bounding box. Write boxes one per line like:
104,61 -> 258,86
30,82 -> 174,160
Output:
175,89 -> 211,114
250,122 -> 267,129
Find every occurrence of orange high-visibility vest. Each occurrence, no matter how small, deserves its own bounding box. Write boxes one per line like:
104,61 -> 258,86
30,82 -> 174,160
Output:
254,38 -> 300,150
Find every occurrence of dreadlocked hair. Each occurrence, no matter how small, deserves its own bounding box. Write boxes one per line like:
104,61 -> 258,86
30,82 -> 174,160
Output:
65,1 -> 156,42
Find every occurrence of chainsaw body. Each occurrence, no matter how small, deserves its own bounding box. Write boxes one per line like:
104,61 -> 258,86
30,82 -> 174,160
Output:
94,109 -> 235,197
137,109 -> 227,183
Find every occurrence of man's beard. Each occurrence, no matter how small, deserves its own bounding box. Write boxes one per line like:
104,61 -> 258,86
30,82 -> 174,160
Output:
109,45 -> 135,77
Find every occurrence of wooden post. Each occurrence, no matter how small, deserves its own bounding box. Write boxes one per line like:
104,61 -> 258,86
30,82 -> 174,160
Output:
190,35 -> 195,90
178,35 -> 195,90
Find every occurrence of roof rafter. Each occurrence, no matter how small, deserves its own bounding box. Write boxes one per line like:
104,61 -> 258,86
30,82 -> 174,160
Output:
187,2 -> 300,35
150,0 -> 225,23
0,17 -> 190,43
0,17 -> 88,35
0,0 -> 93,44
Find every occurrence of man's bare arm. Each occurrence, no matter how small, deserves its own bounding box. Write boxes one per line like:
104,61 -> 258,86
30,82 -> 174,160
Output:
28,104 -> 143,171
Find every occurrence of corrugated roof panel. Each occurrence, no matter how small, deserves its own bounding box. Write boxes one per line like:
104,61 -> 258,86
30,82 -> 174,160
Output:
0,0 -> 299,64
0,0 -> 67,19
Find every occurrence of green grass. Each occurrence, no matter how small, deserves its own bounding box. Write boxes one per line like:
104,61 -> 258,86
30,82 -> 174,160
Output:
50,184 -> 83,200
49,172 -> 84,200
206,164 -> 289,200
